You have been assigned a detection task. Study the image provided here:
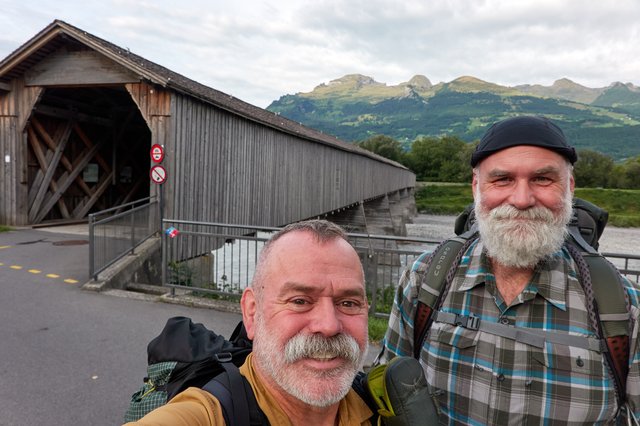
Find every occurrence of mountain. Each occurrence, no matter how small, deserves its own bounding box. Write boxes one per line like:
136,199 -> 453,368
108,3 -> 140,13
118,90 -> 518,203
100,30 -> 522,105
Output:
267,75 -> 640,160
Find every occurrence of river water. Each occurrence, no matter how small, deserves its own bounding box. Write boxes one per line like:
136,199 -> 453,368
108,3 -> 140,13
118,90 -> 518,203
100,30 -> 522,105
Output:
406,214 -> 640,256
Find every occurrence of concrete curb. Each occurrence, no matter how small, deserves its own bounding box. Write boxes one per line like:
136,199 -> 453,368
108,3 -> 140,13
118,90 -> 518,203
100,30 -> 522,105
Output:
81,236 -> 161,292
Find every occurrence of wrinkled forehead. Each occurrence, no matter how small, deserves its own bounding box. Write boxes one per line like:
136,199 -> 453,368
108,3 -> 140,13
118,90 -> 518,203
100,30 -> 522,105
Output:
261,231 -> 364,290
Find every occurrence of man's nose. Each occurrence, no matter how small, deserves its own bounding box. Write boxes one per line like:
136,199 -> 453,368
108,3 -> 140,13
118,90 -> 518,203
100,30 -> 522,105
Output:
308,298 -> 342,336
509,180 -> 536,209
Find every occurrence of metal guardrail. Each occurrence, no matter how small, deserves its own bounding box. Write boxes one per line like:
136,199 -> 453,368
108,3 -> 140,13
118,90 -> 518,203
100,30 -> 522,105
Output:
89,197 -> 159,280
161,219 -> 640,317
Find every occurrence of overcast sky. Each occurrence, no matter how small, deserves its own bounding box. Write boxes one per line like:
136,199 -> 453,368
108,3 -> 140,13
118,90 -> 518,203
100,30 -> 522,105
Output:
1,0 -> 639,108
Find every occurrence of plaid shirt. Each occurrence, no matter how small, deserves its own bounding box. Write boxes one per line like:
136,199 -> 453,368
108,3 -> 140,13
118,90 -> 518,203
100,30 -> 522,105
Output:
383,238 -> 640,425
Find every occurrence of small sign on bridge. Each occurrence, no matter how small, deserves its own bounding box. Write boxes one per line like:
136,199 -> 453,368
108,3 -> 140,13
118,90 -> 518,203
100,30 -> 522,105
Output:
150,165 -> 167,184
150,144 -> 164,163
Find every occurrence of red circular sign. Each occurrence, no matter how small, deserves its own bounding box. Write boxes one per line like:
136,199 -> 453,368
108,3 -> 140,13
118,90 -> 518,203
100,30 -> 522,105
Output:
150,144 -> 164,163
150,165 -> 167,184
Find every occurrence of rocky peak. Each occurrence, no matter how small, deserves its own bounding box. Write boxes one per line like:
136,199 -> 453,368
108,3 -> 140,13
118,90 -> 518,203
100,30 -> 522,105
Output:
404,75 -> 432,90
327,74 -> 381,89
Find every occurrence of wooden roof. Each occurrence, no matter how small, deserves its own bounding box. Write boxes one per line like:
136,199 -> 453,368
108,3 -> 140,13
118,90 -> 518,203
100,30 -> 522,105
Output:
0,20 -> 409,170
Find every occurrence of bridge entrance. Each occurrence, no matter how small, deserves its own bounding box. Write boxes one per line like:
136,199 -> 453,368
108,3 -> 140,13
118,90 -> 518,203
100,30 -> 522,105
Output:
26,86 -> 150,224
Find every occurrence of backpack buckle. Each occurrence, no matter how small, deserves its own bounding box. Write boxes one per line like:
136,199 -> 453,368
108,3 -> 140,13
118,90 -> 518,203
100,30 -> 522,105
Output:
454,314 -> 480,330
214,352 -> 233,363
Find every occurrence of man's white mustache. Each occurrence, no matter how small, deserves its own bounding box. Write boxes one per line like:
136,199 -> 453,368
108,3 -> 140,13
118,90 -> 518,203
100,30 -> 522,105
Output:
489,205 -> 556,222
284,332 -> 360,364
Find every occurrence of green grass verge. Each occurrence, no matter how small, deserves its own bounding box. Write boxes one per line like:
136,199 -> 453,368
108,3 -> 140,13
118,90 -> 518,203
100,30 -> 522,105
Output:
368,316 -> 389,343
415,183 -> 640,227
574,188 -> 640,227
0,225 -> 11,233
414,183 -> 473,215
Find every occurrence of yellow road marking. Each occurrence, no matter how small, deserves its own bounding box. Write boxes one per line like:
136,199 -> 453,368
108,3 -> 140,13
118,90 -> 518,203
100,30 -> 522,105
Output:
0,245 -> 10,249
3,263 -> 80,284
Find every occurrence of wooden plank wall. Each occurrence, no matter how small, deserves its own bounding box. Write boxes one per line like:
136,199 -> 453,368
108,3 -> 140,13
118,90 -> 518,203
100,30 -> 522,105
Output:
0,78 -> 42,225
166,92 -> 415,228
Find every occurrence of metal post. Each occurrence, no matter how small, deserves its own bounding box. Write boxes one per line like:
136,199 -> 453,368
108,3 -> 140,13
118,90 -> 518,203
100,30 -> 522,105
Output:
89,213 -> 96,280
130,206 -> 135,254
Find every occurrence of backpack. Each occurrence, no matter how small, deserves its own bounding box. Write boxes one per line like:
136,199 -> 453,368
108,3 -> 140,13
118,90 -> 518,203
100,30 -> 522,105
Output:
412,198 -> 631,406
123,316 -> 260,424
124,317 -> 389,425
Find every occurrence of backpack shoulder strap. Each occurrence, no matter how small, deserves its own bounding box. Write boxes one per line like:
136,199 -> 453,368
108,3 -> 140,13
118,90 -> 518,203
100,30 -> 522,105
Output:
566,243 -> 631,400
202,356 -> 268,425
413,229 -> 477,358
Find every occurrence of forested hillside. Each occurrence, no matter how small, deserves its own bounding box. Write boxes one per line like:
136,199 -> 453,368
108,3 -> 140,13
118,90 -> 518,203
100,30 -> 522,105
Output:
267,74 -> 640,160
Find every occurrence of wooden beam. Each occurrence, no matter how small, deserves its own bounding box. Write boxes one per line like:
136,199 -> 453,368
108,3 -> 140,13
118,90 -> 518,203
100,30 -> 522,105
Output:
0,81 -> 10,91
26,126 -> 70,218
34,140 -> 104,223
31,117 -> 95,197
74,123 -> 111,173
33,104 -> 113,127
116,178 -> 143,206
72,170 -> 114,218
28,122 -> 73,222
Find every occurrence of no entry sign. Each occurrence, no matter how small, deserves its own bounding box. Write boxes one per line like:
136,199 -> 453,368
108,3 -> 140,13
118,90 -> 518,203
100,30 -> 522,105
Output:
150,144 -> 164,163
150,165 -> 167,184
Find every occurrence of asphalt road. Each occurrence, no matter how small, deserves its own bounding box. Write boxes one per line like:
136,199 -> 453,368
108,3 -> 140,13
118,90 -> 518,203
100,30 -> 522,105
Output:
0,227 -> 242,426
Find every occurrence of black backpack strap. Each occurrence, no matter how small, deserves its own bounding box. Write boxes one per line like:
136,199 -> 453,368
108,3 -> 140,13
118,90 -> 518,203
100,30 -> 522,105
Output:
202,354 -> 269,425
413,230 -> 478,358
351,371 -> 380,422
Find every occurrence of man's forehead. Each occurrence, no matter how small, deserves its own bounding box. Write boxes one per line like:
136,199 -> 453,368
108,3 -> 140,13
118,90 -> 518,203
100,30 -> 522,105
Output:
478,145 -> 569,169
277,281 -> 365,298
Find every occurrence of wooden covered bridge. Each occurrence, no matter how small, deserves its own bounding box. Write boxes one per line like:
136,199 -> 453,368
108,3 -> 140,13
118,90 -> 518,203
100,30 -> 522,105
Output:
0,20 -> 415,234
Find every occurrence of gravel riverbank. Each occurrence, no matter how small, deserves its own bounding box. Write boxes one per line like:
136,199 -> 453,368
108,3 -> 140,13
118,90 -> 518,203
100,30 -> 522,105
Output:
407,214 -> 640,255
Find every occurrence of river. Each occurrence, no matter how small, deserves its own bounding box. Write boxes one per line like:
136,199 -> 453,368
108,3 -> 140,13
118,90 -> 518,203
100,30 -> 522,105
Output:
406,214 -> 640,255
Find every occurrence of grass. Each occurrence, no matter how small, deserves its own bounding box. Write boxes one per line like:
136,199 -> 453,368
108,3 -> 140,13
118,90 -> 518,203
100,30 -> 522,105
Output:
415,183 -> 640,227
574,188 -> 640,227
368,316 -> 389,343
0,225 -> 11,232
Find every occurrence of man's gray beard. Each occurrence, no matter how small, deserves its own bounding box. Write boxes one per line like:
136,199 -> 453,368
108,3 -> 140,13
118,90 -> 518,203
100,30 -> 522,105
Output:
252,312 -> 367,407
474,190 -> 573,268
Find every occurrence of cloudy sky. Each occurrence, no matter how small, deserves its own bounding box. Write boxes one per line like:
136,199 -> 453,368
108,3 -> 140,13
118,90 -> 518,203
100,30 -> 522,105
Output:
1,0 -> 639,108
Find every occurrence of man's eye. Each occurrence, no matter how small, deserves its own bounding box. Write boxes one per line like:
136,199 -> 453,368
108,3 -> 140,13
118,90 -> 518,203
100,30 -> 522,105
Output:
291,298 -> 308,305
337,300 -> 365,314
492,177 -> 511,185
533,176 -> 553,184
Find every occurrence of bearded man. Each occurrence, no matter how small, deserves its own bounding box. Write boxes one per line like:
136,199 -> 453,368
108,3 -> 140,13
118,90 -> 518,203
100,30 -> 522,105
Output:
382,116 -> 640,425
128,220 -> 373,426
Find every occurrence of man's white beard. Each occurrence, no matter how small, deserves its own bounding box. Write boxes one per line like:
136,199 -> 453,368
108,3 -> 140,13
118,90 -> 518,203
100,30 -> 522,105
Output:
474,189 -> 573,268
252,311 -> 367,407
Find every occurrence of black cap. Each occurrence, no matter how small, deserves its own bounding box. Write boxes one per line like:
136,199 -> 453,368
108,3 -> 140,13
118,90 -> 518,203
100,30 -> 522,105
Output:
470,116 -> 578,167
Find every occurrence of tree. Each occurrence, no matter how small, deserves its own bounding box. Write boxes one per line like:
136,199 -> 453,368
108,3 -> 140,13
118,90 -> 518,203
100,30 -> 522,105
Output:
355,135 -> 407,164
573,149 -> 615,188
408,136 -> 474,182
622,157 -> 640,189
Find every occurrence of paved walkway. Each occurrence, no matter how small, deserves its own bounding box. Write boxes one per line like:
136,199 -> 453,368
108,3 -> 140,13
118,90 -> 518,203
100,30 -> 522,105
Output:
0,225 -> 381,425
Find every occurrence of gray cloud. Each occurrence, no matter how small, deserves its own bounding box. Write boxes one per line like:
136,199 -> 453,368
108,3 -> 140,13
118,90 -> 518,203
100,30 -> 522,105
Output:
0,0 -> 638,107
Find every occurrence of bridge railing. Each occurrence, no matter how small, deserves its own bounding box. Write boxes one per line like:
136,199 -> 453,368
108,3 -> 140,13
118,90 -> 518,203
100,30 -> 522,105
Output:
89,196 -> 159,280
161,219 -> 640,317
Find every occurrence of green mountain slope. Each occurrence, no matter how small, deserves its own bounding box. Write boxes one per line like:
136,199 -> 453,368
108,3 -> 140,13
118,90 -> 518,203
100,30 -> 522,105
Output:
267,75 -> 640,160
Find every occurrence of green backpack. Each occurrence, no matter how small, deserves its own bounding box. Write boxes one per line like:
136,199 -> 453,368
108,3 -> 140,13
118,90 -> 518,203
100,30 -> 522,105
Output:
412,199 -> 630,405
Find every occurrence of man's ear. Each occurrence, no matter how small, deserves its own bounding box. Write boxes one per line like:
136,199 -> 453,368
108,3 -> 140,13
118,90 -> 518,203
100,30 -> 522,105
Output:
569,173 -> 575,193
471,171 -> 479,200
241,287 -> 257,340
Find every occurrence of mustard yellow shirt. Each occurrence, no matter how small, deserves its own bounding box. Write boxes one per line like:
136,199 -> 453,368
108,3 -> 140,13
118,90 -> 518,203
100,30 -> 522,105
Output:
125,353 -> 373,425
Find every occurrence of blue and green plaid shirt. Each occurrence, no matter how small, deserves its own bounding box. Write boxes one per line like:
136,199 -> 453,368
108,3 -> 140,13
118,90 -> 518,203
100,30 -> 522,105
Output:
383,239 -> 640,425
